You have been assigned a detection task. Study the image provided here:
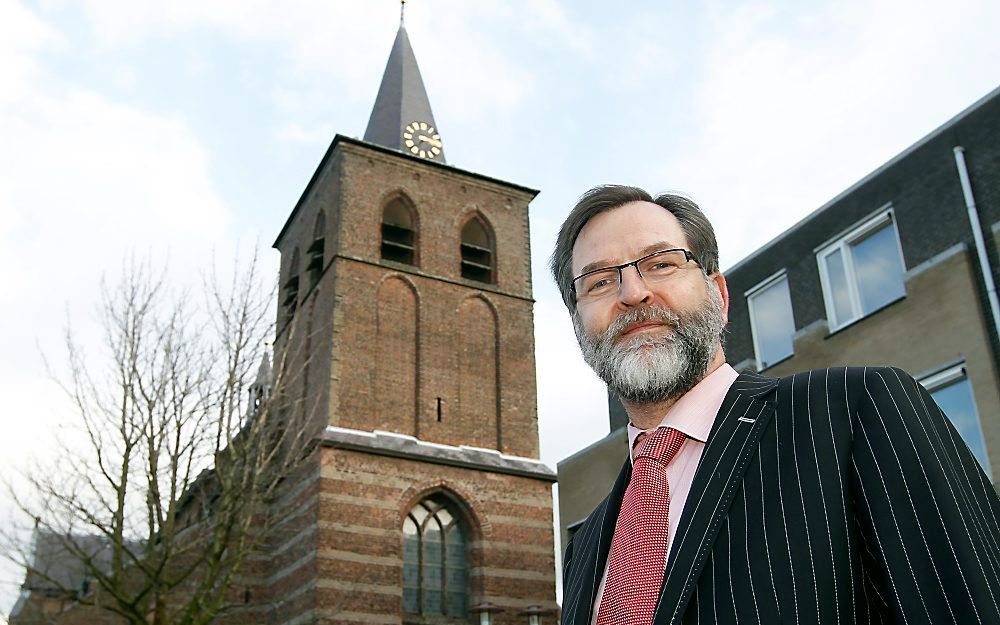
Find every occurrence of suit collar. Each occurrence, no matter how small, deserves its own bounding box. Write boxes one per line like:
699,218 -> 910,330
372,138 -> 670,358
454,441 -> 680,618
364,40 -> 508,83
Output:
653,371 -> 778,624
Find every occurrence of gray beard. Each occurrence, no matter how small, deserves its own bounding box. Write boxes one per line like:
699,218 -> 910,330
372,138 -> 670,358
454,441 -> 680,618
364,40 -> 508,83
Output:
573,290 -> 725,406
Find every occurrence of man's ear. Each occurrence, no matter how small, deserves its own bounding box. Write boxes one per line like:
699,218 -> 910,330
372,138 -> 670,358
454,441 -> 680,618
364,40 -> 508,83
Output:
712,272 -> 730,326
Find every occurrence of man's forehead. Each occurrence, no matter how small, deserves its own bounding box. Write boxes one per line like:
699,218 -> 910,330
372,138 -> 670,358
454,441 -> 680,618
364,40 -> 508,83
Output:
571,201 -> 688,274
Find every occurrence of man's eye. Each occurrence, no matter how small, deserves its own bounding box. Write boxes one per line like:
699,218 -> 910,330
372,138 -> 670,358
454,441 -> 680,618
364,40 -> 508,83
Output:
649,262 -> 678,271
588,278 -> 613,292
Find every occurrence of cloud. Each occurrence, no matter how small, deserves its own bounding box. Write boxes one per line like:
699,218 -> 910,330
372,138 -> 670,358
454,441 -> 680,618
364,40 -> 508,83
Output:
0,4 -> 253,606
0,0 -> 60,101
654,0 -> 1000,269
0,0 -> 233,530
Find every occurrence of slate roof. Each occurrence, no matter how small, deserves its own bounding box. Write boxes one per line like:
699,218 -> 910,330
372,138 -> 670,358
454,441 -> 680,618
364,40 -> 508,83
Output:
363,24 -> 446,163
21,530 -> 143,595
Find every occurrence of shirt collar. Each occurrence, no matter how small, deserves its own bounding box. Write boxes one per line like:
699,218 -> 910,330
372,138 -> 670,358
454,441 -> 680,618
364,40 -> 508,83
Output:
626,363 -> 739,458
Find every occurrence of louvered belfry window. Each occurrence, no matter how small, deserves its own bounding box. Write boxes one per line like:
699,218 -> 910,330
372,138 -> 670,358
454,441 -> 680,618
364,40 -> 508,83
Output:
402,495 -> 468,616
460,216 -> 493,283
382,199 -> 416,265
281,248 -> 300,325
307,210 -> 325,288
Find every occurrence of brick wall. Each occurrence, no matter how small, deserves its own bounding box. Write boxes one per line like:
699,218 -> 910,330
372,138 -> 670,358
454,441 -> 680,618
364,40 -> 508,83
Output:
274,139 -> 541,458
302,446 -> 557,625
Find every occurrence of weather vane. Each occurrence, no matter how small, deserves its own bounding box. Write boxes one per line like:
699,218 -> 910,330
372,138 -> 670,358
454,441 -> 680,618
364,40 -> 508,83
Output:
400,0 -> 406,24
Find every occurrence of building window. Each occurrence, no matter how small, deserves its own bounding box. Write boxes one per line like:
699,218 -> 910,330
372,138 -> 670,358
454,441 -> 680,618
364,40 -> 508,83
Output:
281,248 -> 300,325
920,364 -> 993,479
308,210 -> 325,288
403,494 -> 469,616
817,210 -> 905,331
460,215 -> 494,284
382,198 -> 417,265
746,272 -> 795,370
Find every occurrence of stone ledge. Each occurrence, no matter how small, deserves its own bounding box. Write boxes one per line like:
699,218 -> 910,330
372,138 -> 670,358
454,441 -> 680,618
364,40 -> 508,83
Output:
320,427 -> 557,482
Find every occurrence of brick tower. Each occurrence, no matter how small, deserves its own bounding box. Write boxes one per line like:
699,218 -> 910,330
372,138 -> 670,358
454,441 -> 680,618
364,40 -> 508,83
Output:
264,13 -> 557,625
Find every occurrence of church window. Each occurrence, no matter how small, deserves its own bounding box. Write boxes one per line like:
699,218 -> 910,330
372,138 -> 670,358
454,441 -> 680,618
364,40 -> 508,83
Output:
308,210 -> 326,288
282,248 -> 300,325
382,199 -> 417,265
460,215 -> 494,284
403,494 -> 469,616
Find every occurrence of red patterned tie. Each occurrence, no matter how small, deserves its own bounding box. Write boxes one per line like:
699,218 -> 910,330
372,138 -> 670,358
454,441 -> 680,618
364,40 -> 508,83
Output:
596,427 -> 687,625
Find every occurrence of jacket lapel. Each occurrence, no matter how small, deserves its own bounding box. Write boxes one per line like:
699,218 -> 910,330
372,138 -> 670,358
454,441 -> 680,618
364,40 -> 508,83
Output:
653,372 -> 779,625
561,458 -> 632,625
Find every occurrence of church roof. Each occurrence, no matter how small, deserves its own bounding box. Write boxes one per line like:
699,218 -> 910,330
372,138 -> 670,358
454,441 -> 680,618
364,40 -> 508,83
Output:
253,350 -> 272,389
363,23 -> 446,163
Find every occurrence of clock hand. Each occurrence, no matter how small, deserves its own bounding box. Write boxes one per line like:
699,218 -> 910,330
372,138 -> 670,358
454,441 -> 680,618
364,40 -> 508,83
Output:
418,136 -> 442,148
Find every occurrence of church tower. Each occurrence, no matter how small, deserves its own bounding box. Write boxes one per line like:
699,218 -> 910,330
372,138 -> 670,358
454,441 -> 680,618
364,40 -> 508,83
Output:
264,10 -> 557,625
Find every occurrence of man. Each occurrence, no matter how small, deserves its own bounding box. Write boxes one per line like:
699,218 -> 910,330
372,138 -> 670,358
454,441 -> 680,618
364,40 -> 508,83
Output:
552,185 -> 1000,625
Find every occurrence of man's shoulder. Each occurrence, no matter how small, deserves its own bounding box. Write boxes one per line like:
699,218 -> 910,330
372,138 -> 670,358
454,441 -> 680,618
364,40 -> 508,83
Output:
766,365 -> 912,387
753,366 -> 918,412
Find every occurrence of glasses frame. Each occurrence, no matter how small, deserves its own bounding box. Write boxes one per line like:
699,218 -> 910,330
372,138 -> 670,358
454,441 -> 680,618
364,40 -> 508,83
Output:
571,248 -> 699,299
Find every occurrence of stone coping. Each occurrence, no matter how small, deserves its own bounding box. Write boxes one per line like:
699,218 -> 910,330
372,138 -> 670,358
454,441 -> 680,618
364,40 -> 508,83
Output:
319,426 -> 557,482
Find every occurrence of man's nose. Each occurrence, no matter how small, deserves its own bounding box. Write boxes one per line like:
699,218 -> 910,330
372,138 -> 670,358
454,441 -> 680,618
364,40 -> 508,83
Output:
617,265 -> 654,307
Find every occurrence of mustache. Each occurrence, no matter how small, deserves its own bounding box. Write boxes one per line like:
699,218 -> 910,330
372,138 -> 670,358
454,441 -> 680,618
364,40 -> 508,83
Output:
606,306 -> 681,341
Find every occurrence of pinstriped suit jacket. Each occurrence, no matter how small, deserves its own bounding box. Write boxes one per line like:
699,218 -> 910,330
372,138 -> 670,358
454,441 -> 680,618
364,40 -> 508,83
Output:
561,367 -> 1000,625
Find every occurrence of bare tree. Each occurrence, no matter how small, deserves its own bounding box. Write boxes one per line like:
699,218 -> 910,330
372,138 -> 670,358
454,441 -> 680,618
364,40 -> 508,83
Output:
4,251 -> 312,625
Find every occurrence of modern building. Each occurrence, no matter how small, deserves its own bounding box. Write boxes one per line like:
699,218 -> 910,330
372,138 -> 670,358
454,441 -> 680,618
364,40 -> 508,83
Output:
558,84 -> 1000,551
12,16 -> 558,625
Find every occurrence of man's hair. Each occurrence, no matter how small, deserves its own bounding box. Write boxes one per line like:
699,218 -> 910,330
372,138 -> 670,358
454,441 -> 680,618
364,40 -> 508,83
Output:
549,184 -> 720,311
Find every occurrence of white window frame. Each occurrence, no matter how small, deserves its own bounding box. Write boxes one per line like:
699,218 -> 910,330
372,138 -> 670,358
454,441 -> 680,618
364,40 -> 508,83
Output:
919,362 -> 993,479
746,270 -> 795,371
816,207 -> 906,332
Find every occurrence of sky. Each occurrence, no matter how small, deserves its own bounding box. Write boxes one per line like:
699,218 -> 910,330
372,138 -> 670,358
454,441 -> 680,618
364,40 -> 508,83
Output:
2,0 -> 1000,617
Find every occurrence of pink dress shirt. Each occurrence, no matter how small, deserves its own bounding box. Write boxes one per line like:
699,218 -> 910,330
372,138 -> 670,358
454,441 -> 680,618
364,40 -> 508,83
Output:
591,363 -> 740,622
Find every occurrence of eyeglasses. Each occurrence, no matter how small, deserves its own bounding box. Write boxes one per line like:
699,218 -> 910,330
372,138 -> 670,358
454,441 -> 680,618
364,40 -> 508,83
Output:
571,248 -> 699,302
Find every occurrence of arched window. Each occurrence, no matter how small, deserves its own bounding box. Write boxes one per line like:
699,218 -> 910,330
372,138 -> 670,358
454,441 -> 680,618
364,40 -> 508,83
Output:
402,494 -> 468,616
308,210 -> 325,288
460,216 -> 494,283
382,199 -> 417,265
282,248 -> 300,325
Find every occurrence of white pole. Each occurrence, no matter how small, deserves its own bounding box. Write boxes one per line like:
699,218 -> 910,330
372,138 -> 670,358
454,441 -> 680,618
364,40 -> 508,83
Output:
954,146 -> 1000,339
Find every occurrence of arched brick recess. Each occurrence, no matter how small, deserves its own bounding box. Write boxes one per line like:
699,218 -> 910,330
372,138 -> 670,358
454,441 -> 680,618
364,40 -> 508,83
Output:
456,295 -> 499,449
375,275 -> 419,434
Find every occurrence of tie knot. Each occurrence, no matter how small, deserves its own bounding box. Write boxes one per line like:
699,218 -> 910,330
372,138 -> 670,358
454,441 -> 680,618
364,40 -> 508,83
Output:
633,427 -> 687,465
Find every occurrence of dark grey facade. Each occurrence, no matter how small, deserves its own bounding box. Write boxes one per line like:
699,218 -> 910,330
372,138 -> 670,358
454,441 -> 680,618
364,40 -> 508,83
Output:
558,84 -> 1000,550
725,86 -> 1000,374
724,85 -> 1000,479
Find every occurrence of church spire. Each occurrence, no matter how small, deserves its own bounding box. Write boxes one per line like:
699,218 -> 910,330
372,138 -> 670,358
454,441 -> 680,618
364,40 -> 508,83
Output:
363,7 -> 446,163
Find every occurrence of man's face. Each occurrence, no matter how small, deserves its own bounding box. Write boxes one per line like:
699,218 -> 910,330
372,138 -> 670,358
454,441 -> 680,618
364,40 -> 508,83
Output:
570,201 -> 730,404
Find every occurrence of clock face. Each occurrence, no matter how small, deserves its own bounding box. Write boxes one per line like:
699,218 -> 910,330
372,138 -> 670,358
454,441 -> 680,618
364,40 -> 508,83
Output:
402,121 -> 443,160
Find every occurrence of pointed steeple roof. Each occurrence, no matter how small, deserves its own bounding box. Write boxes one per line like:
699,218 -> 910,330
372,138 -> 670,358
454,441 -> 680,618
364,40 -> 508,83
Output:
363,22 -> 446,163
253,350 -> 272,390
